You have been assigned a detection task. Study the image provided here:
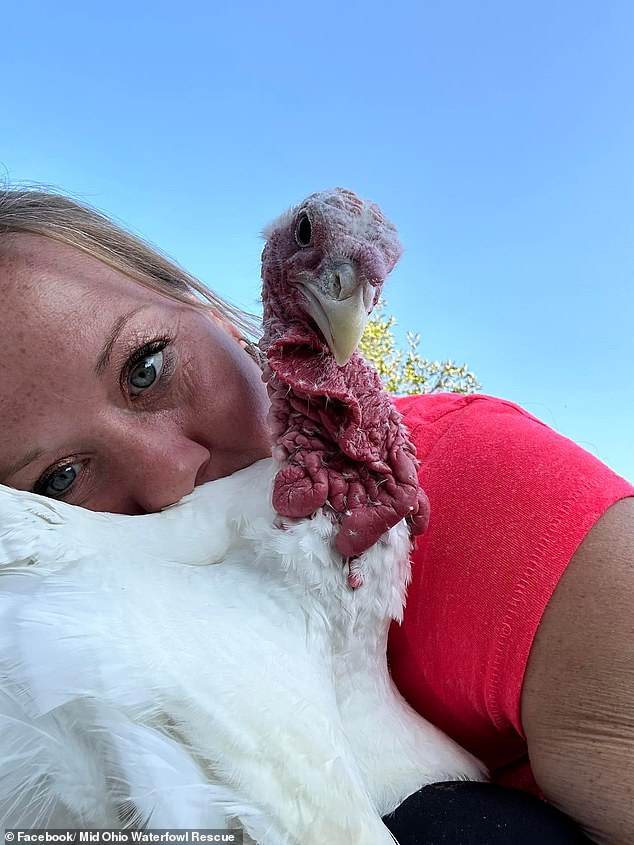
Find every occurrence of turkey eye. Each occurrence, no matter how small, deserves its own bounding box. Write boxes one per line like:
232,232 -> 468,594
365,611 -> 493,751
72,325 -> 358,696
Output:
295,214 -> 312,247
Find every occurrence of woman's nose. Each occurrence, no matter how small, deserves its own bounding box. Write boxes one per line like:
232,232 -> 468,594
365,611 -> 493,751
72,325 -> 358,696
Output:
108,420 -> 211,514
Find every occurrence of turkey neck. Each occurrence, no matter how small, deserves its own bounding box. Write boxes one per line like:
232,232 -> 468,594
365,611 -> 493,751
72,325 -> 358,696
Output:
259,310 -> 430,559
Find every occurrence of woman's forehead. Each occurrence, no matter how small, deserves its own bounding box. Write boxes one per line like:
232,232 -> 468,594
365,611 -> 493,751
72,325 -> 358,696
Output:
1,232 -> 94,277
0,233 -> 171,314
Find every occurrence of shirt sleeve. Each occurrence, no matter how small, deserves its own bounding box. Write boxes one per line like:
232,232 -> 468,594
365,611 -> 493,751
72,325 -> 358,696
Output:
387,393 -> 634,779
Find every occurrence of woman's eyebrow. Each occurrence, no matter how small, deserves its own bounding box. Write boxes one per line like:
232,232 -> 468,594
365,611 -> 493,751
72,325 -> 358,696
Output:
94,306 -> 148,376
0,447 -> 44,485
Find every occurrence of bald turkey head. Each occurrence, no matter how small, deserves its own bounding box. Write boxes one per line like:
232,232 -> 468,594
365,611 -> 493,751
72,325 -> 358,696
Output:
261,187 -> 403,366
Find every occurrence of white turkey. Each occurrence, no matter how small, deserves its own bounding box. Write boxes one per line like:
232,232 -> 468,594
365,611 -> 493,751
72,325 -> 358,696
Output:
0,188 -> 485,842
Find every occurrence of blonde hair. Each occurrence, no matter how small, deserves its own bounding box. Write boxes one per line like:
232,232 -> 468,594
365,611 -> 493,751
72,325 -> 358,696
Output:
0,187 -> 258,337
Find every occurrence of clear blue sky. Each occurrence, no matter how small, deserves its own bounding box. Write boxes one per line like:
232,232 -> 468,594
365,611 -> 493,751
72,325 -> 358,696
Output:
2,0 -> 633,483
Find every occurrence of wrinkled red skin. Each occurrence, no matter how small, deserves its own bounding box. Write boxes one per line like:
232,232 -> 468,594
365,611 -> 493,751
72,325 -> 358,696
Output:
260,188 -> 430,566
264,329 -> 429,559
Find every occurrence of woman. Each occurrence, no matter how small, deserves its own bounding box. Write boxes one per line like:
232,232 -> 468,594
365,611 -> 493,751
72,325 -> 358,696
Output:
1,188 -> 632,844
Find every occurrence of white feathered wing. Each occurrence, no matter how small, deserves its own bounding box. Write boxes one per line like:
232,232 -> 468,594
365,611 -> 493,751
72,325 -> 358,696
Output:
0,458 -> 484,843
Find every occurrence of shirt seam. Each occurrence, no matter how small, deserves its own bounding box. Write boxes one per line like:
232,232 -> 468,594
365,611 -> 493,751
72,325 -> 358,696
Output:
486,482 -> 634,735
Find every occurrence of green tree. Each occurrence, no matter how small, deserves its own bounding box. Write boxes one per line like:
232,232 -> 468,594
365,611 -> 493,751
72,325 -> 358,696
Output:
359,302 -> 481,396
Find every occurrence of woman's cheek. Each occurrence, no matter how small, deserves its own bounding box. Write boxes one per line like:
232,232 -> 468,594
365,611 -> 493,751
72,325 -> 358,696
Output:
179,354 -> 201,400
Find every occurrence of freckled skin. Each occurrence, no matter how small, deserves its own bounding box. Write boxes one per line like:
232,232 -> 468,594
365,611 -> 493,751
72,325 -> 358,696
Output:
0,234 -> 272,514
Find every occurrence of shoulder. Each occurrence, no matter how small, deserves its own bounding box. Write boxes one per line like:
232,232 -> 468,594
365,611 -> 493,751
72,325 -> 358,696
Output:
388,393 -> 634,785
392,392 -> 557,461
392,394 -> 631,512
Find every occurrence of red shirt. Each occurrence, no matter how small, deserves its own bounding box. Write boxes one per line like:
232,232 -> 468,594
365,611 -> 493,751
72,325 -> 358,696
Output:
387,393 -> 634,793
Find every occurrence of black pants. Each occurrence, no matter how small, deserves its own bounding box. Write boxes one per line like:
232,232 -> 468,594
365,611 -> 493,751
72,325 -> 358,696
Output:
382,782 -> 596,844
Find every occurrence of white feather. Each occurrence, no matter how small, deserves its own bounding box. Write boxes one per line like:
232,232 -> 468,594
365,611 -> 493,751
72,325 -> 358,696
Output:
0,458 -> 485,842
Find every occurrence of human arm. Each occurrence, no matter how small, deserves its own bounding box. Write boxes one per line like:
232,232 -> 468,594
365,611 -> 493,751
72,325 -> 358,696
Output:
522,495 -> 634,845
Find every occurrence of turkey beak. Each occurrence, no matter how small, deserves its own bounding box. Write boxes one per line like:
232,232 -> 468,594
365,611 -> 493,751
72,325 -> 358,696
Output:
299,263 -> 374,366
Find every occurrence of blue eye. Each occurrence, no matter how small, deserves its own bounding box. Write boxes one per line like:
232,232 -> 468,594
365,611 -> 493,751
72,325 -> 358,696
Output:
35,461 -> 83,499
128,348 -> 164,395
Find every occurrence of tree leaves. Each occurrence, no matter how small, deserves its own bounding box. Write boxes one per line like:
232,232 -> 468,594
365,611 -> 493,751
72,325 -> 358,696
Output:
359,302 -> 481,396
